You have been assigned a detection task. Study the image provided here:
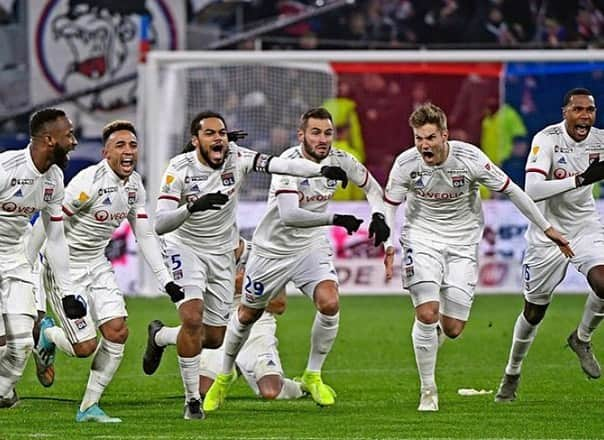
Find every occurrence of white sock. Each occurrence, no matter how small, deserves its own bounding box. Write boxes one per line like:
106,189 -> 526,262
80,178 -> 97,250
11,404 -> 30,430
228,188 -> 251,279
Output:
221,313 -> 253,375
276,378 -> 304,400
306,311 -> 339,372
412,319 -> 438,391
505,313 -> 539,376
45,326 -> 76,357
155,325 -> 180,347
0,314 -> 34,397
178,354 -> 201,402
80,339 -> 124,412
578,292 -> 604,342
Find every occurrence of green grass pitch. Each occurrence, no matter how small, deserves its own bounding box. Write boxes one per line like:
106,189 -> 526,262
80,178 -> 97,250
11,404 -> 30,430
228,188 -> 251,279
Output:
2,294 -> 603,439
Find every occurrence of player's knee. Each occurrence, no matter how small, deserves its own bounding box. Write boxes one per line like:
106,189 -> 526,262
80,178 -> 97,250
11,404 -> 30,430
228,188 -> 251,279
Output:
258,377 -> 282,400
73,339 -> 98,357
523,301 -> 547,325
238,305 -> 263,324
108,326 -> 129,344
443,325 -> 463,339
587,266 -> 604,298
416,308 -> 439,324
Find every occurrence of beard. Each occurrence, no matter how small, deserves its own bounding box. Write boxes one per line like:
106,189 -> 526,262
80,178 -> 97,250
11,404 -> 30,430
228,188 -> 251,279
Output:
52,143 -> 70,170
302,137 -> 330,162
199,145 -> 225,170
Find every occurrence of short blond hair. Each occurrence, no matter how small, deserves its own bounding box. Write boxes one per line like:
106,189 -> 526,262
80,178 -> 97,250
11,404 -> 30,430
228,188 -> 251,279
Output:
408,103 -> 447,131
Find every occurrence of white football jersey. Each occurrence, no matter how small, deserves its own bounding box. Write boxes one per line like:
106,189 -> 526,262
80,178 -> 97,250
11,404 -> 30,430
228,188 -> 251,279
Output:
158,143 -> 261,254
525,121 -> 604,245
61,159 -> 147,259
0,146 -> 64,249
385,141 -> 510,245
252,145 -> 368,258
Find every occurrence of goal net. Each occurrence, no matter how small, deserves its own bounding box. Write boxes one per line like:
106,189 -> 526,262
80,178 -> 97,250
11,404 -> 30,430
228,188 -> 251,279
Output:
145,60 -> 336,201
136,50 -> 604,295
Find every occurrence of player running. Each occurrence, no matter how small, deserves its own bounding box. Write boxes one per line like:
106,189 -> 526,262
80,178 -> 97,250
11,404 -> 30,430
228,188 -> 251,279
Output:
154,110 -> 348,420
495,88 -> 604,402
382,103 -> 573,411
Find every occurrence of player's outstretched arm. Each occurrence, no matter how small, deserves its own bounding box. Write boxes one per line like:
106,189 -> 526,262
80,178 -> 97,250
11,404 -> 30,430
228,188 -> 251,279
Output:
261,155 -> 348,187
503,181 -> 574,257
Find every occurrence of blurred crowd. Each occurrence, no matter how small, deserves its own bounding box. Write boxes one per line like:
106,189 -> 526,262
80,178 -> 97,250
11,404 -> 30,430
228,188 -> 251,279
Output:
189,0 -> 604,49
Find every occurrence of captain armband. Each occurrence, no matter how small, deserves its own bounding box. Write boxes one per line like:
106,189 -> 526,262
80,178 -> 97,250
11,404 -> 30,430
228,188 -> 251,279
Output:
253,153 -> 274,173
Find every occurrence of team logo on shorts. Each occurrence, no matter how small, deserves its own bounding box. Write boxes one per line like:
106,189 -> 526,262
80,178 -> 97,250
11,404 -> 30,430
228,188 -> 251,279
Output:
173,269 -> 183,280
43,187 -> 54,202
128,191 -> 136,205
589,153 -> 600,164
452,175 -> 465,187
74,318 -> 87,330
221,172 -> 235,186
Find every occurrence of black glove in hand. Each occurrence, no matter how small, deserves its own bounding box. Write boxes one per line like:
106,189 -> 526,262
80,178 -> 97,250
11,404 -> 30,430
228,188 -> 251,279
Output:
577,160 -> 604,186
165,281 -> 185,303
62,295 -> 86,319
368,212 -> 390,246
320,166 -> 348,188
227,130 -> 248,142
187,192 -> 228,213
333,214 -> 363,235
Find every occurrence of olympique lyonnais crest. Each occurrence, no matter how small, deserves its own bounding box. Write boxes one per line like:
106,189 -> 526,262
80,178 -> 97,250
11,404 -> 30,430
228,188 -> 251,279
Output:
589,153 -> 600,164
43,187 -> 54,202
221,172 -> 235,186
452,175 -> 465,188
34,0 -> 179,113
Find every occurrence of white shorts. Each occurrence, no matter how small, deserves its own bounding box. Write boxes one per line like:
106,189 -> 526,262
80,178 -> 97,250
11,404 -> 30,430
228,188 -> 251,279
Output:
162,237 -> 235,326
242,243 -> 338,309
523,231 -> 604,305
402,239 -> 478,321
44,257 -> 127,344
0,247 -> 36,317
199,312 -> 282,395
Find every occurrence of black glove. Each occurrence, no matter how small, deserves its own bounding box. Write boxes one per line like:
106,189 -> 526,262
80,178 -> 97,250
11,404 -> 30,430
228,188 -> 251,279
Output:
333,214 -> 363,235
577,160 -> 604,186
165,281 -> 185,303
187,192 -> 228,213
62,295 -> 86,319
320,166 -> 348,188
227,130 -> 248,142
368,212 -> 390,247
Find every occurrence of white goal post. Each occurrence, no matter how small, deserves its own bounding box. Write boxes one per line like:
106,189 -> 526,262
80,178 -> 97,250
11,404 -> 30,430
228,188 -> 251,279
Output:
136,49 -> 604,295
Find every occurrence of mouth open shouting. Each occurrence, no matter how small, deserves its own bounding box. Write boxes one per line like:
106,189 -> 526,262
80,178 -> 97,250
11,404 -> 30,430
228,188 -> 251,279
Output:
201,141 -> 228,169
